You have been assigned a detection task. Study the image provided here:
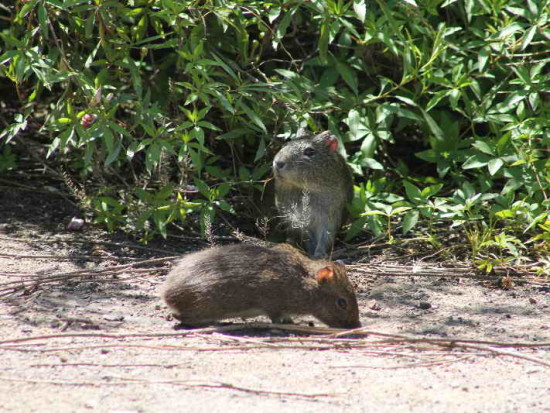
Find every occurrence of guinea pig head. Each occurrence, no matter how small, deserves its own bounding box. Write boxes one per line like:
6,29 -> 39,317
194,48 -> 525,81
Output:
312,262 -> 361,329
272,132 -> 341,187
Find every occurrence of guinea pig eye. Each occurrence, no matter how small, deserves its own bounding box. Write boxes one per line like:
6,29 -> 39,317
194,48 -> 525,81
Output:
303,147 -> 315,157
336,297 -> 348,310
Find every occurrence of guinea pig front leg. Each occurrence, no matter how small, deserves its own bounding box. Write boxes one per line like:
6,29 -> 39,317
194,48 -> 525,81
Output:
310,221 -> 334,258
269,313 -> 294,324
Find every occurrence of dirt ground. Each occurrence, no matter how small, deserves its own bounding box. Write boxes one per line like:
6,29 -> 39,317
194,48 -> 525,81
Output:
0,187 -> 548,413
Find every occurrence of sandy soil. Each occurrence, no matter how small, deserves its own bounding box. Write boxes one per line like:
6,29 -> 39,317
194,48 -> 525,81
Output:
0,187 -> 548,413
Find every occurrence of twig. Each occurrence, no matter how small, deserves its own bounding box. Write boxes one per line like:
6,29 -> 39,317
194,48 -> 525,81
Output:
1,323 -> 548,367
333,354 -> 474,370
0,256 -> 177,294
453,344 -> 550,368
1,344 -> 298,353
0,253 -> 106,261
117,377 -> 338,398
348,263 -> 547,281
0,235 -> 182,256
1,323 -> 549,349
0,376 -> 338,398
29,362 -> 190,368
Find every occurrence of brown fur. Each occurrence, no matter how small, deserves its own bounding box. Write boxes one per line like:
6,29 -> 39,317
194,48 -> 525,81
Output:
161,243 -> 361,328
273,131 -> 353,258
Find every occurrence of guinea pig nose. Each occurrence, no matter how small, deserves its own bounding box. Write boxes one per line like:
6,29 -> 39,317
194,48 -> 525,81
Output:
275,161 -> 285,170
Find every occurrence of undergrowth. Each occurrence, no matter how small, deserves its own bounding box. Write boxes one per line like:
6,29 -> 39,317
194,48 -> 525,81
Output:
0,0 -> 548,272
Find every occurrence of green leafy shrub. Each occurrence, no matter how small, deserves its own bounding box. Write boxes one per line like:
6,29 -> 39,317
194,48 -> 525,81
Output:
0,0 -> 548,265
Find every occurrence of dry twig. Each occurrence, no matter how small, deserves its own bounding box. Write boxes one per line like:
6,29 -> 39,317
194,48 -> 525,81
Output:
0,376 -> 337,398
0,323 -> 548,367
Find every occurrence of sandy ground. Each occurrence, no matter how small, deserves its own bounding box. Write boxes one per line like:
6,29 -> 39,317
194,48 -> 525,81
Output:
0,188 -> 548,413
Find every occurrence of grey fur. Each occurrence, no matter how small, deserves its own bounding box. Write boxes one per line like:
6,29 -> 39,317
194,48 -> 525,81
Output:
273,131 -> 353,258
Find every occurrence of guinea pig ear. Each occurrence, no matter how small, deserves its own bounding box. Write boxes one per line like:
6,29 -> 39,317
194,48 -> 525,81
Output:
324,134 -> 339,153
316,266 -> 335,284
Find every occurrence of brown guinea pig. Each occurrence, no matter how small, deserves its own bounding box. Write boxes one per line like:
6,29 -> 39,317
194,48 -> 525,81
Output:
273,131 -> 353,258
161,243 -> 361,329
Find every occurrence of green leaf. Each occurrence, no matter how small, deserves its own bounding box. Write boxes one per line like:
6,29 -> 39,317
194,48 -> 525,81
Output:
421,184 -> 443,198
360,134 -> 376,158
361,157 -> 384,170
415,150 -> 439,163
391,207 -> 412,215
346,109 -> 370,141
463,154 -> 490,169
497,23 -> 523,39
336,62 -> 358,94
318,19 -> 329,64
216,183 -> 231,199
216,128 -> 250,140
267,7 -> 281,23
521,25 -> 537,51
104,141 -> 121,166
37,3 -> 49,38
361,210 -> 386,217
211,53 -> 238,81
346,217 -> 367,240
102,126 -> 115,155
274,9 -> 294,49
421,110 -> 444,142
472,140 -> 494,155
478,47 -> 489,72
402,210 -> 419,235
254,137 -> 266,162
188,148 -> 202,173
528,93 -> 540,111
236,101 -> 266,133
487,158 -> 504,176
197,121 -> 220,131
353,0 -> 367,22
194,179 -> 211,199
275,69 -> 299,79
394,96 -> 417,107
217,200 -> 235,214
403,181 -> 422,202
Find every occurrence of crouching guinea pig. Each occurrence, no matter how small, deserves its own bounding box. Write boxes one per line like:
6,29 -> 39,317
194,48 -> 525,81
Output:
161,243 -> 361,329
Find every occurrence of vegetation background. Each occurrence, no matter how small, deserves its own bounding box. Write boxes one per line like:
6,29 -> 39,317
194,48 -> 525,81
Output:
0,0 -> 548,273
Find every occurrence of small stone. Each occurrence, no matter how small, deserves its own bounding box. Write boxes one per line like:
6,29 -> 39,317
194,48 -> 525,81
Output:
183,185 -> 199,193
103,314 -> 124,322
368,300 -> 382,311
418,302 -> 432,310
529,297 -> 537,304
67,217 -> 85,231
110,410 -> 141,413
